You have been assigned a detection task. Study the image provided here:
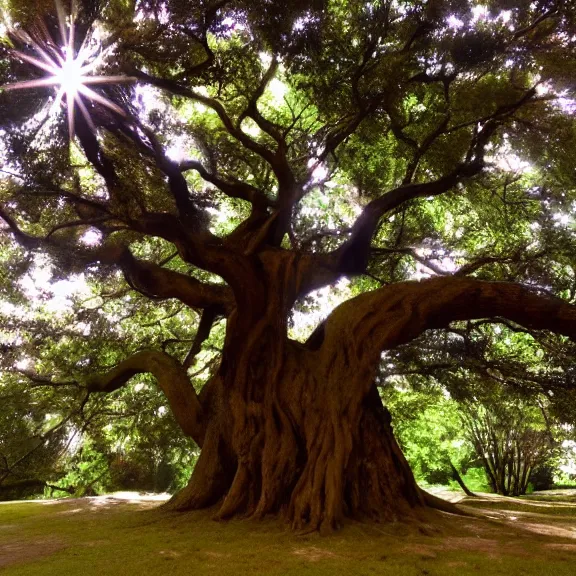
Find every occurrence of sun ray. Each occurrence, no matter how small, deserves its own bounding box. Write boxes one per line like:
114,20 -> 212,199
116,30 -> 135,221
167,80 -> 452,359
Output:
66,89 -> 74,137
75,93 -> 96,131
9,50 -> 60,76
2,0 -> 135,140
55,0 -> 69,48
76,84 -> 126,116
83,75 -> 136,85
3,77 -> 62,90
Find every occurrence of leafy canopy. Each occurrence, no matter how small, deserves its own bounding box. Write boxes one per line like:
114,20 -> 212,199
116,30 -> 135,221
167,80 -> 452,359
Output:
0,0 -> 575,490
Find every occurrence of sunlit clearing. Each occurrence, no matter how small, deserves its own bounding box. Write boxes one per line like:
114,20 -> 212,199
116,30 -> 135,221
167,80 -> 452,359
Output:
92,491 -> 171,502
0,491 -> 172,505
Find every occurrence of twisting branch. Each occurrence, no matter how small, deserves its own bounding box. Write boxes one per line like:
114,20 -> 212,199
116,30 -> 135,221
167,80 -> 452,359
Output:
315,95 -> 385,168
118,249 -> 234,314
513,5 -> 560,40
133,69 -> 278,167
331,87 -> 540,277
0,205 -> 42,249
455,256 -> 513,277
403,114 -> 451,184
183,307 -> 219,370
9,370 -> 80,388
322,277 -> 576,369
334,159 -> 485,275
179,158 -> 273,209
86,350 -> 205,445
238,57 -> 284,144
173,0 -> 230,77
0,205 -> 236,313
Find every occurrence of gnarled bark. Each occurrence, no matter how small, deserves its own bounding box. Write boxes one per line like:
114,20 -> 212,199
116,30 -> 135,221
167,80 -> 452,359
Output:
166,341 -> 424,533
163,276 -> 576,531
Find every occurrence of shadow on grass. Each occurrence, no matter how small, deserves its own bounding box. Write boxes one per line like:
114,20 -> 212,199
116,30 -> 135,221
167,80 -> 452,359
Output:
1,490 -> 576,575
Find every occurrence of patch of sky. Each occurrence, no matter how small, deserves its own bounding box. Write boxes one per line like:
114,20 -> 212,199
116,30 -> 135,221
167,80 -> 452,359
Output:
289,278 -> 352,341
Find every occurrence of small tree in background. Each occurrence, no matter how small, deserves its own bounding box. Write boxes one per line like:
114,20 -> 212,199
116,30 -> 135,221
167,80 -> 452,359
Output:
462,396 -> 554,496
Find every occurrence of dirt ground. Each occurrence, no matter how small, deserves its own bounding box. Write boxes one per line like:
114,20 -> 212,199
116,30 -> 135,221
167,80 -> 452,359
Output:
1,489 -> 576,575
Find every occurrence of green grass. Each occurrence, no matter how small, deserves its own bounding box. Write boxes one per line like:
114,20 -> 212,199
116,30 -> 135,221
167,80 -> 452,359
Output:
1,492 -> 576,575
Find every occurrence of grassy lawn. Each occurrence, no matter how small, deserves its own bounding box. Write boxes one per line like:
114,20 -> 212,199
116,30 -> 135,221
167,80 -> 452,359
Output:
1,491 -> 576,575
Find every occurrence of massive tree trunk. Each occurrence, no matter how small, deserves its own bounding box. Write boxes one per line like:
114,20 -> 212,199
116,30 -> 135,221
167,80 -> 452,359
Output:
166,338 -> 423,532
161,254 -> 426,532
87,274 -> 576,532
163,275 -> 576,530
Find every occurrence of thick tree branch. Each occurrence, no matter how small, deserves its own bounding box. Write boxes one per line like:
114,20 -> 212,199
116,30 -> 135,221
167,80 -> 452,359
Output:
1,198 -> 253,309
335,160 -> 485,275
0,204 -> 235,314
179,158 -> 272,209
86,350 -> 205,445
129,121 -> 210,224
322,277 -> 576,368
327,87 -> 540,275
134,70 -> 303,248
0,205 -> 42,249
119,249 -> 234,314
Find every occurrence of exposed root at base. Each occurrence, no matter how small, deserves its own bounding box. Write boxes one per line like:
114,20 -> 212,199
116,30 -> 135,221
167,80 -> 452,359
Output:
420,489 -> 472,517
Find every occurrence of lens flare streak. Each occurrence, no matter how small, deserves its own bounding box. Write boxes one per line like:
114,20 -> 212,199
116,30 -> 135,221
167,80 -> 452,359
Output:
3,0 -> 133,138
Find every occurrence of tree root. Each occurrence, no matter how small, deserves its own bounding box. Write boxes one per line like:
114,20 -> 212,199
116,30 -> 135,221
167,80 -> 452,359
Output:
420,489 -> 473,517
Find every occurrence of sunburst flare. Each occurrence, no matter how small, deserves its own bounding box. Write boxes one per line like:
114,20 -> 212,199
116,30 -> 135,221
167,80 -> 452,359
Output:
3,0 -> 134,138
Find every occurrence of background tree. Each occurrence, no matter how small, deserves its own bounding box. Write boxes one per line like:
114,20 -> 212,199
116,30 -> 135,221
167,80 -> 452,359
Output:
462,394 -> 554,496
1,0 -> 576,531
381,383 -> 482,495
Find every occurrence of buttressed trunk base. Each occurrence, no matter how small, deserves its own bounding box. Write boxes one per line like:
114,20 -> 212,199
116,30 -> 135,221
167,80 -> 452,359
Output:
165,338 -> 424,533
